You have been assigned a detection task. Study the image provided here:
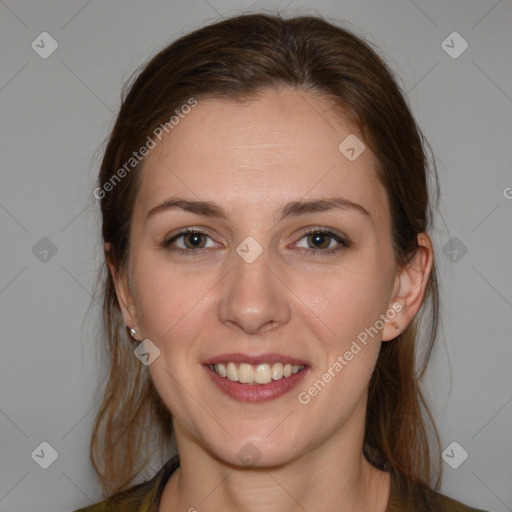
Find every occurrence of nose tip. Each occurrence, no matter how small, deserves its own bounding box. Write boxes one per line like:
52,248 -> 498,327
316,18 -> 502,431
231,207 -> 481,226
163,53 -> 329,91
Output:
218,253 -> 291,335
226,305 -> 278,335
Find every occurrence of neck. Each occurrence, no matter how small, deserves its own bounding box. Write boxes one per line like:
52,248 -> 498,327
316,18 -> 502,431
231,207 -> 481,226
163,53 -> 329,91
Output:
160,419 -> 390,512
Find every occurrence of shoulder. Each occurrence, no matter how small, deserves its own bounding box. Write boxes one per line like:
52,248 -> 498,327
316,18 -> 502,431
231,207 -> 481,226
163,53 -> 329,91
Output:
432,490 -> 489,512
74,500 -> 112,512
73,455 -> 180,512
72,480 -> 153,512
388,473 -> 489,512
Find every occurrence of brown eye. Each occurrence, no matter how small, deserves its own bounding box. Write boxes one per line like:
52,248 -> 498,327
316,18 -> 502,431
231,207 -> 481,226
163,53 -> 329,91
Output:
307,232 -> 332,249
294,228 -> 350,256
163,229 -> 218,252
183,232 -> 207,249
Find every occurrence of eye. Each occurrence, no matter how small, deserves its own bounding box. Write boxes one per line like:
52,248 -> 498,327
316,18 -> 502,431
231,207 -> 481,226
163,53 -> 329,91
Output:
162,227 -> 349,257
294,228 -> 349,255
163,228 -> 219,254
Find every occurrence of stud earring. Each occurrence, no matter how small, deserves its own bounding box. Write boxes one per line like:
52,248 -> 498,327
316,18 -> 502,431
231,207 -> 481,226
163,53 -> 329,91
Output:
127,326 -> 139,341
391,322 -> 400,330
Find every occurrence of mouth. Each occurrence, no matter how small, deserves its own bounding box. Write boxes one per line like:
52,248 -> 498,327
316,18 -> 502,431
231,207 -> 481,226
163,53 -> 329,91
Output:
203,353 -> 310,402
207,362 -> 305,385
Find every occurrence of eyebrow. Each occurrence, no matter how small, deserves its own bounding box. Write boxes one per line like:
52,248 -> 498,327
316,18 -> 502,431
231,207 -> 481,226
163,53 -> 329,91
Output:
145,196 -> 371,224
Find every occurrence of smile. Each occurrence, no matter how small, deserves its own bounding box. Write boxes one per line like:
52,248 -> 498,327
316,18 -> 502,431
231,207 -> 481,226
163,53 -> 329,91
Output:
208,362 -> 305,385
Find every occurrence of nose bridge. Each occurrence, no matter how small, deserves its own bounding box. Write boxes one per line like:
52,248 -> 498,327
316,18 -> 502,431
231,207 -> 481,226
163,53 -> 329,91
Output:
218,239 -> 291,334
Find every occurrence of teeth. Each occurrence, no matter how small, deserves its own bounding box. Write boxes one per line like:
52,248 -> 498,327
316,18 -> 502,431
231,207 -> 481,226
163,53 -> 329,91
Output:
210,361 -> 305,384
226,362 -> 238,382
271,363 -> 284,380
238,363 -> 254,383
255,364 -> 271,384
217,363 -> 227,378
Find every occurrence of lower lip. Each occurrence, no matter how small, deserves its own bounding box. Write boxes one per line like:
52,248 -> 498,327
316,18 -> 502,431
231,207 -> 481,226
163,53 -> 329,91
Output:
204,365 -> 310,403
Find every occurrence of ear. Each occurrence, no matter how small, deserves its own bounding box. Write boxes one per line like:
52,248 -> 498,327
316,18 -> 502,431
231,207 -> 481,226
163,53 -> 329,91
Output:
105,242 -> 140,333
381,233 -> 433,341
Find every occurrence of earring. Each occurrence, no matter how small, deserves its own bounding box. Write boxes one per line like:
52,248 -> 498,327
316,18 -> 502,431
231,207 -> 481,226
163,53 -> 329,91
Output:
127,326 -> 139,341
391,322 -> 400,330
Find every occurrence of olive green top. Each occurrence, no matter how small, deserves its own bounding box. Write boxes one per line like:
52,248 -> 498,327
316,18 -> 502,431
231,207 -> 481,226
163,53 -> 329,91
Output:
74,455 -> 487,512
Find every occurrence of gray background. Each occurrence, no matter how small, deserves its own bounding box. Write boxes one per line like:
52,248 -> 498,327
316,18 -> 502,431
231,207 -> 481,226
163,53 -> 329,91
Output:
1,1 -> 511,511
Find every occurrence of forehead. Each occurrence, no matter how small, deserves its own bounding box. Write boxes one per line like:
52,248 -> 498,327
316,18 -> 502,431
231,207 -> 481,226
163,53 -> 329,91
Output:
135,87 -> 389,223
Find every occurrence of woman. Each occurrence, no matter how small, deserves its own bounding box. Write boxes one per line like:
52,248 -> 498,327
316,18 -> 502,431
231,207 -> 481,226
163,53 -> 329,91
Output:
76,13 -> 487,512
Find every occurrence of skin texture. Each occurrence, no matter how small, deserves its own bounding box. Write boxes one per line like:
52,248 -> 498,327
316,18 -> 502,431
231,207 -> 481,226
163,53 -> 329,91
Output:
108,87 -> 433,512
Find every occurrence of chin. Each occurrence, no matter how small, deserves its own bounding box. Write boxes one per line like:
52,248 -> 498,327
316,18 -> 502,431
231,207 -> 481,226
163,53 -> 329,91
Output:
203,431 -> 306,470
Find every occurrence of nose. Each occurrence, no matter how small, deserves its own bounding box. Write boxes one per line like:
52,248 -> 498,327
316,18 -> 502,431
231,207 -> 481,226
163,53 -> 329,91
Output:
218,247 -> 291,335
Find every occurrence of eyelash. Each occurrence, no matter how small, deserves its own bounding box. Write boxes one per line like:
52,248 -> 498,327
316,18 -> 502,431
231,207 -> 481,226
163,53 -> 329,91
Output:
162,226 -> 350,257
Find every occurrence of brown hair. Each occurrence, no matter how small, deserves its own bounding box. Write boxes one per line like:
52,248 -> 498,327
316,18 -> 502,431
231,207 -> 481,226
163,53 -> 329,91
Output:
90,12 -> 442,505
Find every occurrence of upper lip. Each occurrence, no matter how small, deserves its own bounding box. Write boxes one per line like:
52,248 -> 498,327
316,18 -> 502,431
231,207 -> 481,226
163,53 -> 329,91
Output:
203,353 -> 309,366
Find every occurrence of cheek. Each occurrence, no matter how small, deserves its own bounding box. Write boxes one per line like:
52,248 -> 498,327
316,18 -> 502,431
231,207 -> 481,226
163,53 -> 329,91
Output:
290,259 -> 392,347
131,255 -> 222,355
293,268 -> 387,426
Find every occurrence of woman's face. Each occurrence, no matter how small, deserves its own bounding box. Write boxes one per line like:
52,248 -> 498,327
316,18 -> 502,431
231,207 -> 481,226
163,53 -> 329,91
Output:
114,87 -> 410,467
